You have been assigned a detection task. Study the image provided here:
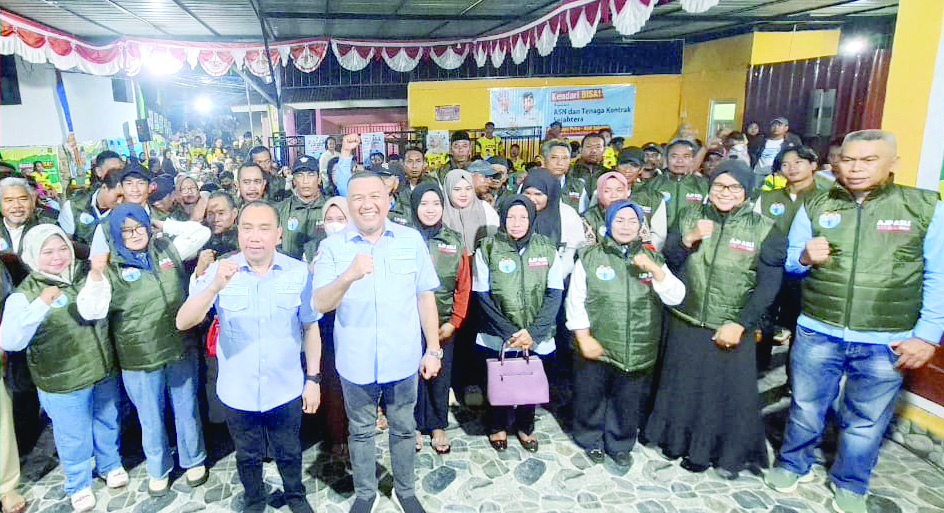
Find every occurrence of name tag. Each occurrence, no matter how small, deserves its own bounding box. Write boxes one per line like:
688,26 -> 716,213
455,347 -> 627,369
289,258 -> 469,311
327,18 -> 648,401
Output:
876,219 -> 911,232
728,238 -> 756,252
159,257 -> 174,269
437,243 -> 458,254
528,256 -> 549,267
685,192 -> 704,202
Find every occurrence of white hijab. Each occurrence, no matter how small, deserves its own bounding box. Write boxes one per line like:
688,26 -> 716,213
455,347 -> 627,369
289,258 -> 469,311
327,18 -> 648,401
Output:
20,224 -> 77,285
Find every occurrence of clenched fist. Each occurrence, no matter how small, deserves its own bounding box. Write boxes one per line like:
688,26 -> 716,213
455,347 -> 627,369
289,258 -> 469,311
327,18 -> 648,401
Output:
343,253 -> 373,282
340,134 -> 361,156
40,286 -> 62,305
90,252 -> 109,281
211,259 -> 239,292
801,236 -> 831,265
683,219 -> 714,248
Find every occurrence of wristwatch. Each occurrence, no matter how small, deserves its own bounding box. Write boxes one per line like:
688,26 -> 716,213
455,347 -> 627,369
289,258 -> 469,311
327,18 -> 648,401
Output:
426,348 -> 444,359
305,374 -> 322,384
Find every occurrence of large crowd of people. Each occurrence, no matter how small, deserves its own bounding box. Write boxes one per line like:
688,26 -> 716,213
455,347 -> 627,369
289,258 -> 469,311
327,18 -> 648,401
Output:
0,118 -> 941,513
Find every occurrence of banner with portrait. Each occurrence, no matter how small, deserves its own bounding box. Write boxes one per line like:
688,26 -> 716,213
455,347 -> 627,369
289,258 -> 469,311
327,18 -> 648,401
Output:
488,84 -> 636,137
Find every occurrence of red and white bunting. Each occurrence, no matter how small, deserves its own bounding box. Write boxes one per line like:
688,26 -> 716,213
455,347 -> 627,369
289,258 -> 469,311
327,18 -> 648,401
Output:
0,0 -> 720,76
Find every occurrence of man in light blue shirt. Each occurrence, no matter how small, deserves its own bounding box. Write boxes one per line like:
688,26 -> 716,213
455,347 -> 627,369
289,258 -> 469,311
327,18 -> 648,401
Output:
765,130 -> 943,513
177,201 -> 321,513
313,172 -> 442,513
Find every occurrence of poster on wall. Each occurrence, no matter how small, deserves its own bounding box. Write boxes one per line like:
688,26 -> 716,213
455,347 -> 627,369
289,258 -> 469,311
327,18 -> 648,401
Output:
488,85 -> 636,137
435,105 -> 461,122
304,135 -> 330,159
0,146 -> 63,193
360,132 -> 386,165
426,130 -> 450,154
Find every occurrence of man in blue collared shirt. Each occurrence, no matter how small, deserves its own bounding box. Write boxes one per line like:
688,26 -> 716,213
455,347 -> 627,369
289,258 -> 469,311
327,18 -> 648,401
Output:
177,201 -> 322,513
313,172 -> 442,513
765,130 -> 944,513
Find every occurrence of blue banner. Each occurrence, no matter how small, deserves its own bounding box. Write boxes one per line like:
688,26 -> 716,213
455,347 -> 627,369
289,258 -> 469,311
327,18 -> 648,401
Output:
489,84 -> 636,137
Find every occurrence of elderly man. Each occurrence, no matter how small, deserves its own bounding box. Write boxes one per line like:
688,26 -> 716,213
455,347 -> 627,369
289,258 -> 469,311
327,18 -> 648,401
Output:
765,130 -> 944,513
177,201 -> 321,513
0,177 -> 54,258
639,139 -> 709,228
313,172 -> 442,513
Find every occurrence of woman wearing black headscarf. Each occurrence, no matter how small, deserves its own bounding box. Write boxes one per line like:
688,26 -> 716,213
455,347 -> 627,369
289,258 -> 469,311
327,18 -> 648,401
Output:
410,182 -> 472,454
644,160 -> 786,478
520,168 -> 586,278
472,195 -> 565,453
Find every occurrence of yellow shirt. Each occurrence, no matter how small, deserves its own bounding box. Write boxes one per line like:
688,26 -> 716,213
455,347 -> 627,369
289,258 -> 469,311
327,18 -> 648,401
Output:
603,146 -> 618,169
426,152 -> 448,170
475,136 -> 502,158
189,146 -> 208,160
762,173 -> 788,191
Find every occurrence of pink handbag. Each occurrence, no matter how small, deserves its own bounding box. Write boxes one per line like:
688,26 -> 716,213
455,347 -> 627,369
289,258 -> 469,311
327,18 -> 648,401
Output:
486,343 -> 549,407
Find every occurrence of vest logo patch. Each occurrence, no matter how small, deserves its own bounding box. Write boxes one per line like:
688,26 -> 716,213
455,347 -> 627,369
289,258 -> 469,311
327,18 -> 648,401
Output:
638,271 -> 654,283
159,258 -> 174,269
287,217 -> 299,231
392,216 -> 409,225
818,211 -> 841,229
598,225 -> 607,238
661,191 -> 672,203
50,294 -> 69,309
876,219 -> 911,232
728,238 -> 756,252
79,212 -> 95,225
568,191 -> 581,200
0,239 -> 8,252
595,265 -> 616,281
437,243 -> 458,254
685,192 -> 704,202
528,256 -> 549,267
498,258 -> 517,273
641,205 -> 652,214
769,203 -> 786,216
121,268 -> 142,282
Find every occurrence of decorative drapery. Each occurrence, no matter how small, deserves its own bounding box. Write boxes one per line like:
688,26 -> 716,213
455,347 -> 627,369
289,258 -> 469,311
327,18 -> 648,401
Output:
0,0 -> 719,76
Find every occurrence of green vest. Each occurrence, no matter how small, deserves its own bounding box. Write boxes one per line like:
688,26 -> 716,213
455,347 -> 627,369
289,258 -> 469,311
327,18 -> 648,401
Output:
479,233 -> 558,330
387,197 -> 412,226
17,271 -> 115,393
0,211 -> 56,256
68,189 -> 103,245
672,202 -> 774,329
578,238 -> 664,373
801,181 -> 938,331
562,175 -> 588,212
426,227 -> 464,325
757,179 -> 830,235
582,187 -> 663,244
277,194 -> 325,259
641,172 -> 709,228
570,161 -> 608,190
204,227 -> 239,258
151,203 -> 190,222
106,237 -> 189,370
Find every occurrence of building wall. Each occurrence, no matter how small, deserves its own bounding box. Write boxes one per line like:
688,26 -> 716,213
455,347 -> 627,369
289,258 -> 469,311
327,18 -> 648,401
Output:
407,75 -> 682,147
750,30 -> 841,66
1,57 -> 138,148
679,34 -> 754,139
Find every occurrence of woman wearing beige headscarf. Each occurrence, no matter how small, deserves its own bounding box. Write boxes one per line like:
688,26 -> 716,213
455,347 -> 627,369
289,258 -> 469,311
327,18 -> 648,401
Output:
442,169 -> 498,251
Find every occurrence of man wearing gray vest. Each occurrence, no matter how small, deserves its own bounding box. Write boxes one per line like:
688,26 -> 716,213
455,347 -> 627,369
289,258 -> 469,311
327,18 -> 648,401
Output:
765,130 -> 944,513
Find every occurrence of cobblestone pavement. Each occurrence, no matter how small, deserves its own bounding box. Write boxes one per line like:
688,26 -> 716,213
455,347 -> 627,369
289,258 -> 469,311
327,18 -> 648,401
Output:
13,347 -> 944,513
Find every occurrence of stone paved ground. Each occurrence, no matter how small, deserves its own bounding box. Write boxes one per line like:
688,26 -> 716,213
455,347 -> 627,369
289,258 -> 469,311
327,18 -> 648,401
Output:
14,346 -> 944,513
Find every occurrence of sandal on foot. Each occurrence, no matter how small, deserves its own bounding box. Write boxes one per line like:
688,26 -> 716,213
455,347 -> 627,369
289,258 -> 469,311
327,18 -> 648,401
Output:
1,491 -> 27,513
431,429 -> 451,454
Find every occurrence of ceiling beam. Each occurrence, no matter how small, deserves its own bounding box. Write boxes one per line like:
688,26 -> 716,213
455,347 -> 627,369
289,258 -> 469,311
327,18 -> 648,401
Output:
473,0 -> 559,37
102,0 -> 172,36
653,12 -> 896,23
35,1 -> 122,36
264,11 -> 508,21
170,0 -> 221,37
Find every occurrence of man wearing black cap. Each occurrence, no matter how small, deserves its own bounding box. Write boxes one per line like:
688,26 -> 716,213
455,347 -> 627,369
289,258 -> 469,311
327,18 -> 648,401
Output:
89,163 -> 154,257
374,166 -> 412,226
276,155 -> 327,260
150,175 -> 190,222
467,160 -> 501,207
434,131 -> 473,177
641,143 -> 664,182
752,117 -> 802,188
638,139 -> 709,228
486,156 -> 513,204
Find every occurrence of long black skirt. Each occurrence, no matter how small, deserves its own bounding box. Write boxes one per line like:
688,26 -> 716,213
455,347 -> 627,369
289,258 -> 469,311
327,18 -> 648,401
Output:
644,315 -> 768,472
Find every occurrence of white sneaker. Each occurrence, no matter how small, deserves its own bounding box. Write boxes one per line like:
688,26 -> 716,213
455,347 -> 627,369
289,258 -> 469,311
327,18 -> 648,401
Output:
148,476 -> 169,497
70,488 -> 96,512
105,467 -> 129,489
185,465 -> 209,487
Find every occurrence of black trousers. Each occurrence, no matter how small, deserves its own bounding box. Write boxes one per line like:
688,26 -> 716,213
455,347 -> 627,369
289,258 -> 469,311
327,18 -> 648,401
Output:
415,335 -> 455,432
572,355 -> 652,454
225,396 -> 305,512
476,345 -> 556,435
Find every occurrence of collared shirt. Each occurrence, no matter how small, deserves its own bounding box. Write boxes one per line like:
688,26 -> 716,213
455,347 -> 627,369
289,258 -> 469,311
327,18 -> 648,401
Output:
786,202 -> 944,345
313,220 -> 440,385
191,251 -> 319,412
2,219 -> 24,254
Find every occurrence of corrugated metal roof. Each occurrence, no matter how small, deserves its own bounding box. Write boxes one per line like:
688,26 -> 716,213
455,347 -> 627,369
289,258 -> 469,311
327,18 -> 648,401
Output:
0,0 -> 897,42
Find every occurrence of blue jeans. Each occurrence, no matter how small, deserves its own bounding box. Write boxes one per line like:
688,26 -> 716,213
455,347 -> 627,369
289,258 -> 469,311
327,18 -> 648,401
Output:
341,374 -> 418,501
122,353 -> 206,478
777,326 -> 903,494
36,375 -> 122,495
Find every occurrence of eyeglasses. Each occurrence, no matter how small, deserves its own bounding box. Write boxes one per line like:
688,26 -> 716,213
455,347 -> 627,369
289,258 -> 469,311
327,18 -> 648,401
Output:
710,182 -> 745,194
121,225 -> 148,237
180,186 -> 198,194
